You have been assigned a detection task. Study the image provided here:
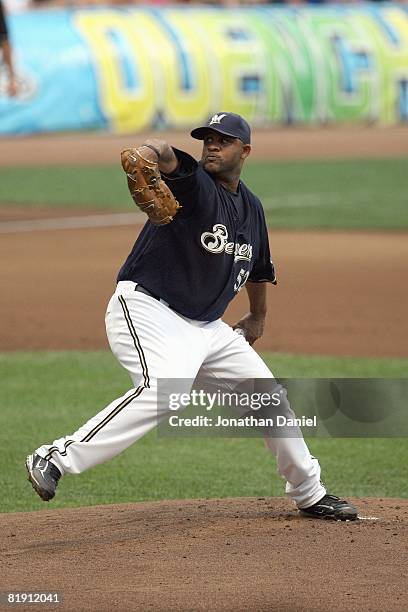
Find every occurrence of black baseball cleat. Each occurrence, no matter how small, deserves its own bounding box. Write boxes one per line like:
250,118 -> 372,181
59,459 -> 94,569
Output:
299,494 -> 358,521
26,453 -> 61,501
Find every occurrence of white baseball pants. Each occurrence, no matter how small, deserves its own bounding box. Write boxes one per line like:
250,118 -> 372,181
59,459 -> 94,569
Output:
36,281 -> 326,509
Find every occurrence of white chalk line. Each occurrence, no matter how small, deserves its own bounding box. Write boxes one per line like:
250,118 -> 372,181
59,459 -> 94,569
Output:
0,212 -> 144,234
357,515 -> 380,521
262,189 -> 375,210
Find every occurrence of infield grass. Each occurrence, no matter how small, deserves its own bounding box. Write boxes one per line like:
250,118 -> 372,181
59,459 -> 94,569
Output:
1,157 -> 407,229
1,350 -> 407,514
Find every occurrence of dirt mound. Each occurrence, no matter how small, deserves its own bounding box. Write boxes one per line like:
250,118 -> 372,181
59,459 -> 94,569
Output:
1,496 -> 407,611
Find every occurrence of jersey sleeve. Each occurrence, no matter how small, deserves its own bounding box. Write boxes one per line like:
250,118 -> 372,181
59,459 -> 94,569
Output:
161,148 -> 199,195
248,208 -> 277,285
161,147 -> 214,217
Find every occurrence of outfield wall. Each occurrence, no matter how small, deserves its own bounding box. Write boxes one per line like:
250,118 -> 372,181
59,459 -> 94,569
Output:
1,4 -> 408,135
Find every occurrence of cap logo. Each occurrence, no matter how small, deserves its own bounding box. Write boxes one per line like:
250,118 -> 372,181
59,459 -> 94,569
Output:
209,113 -> 227,125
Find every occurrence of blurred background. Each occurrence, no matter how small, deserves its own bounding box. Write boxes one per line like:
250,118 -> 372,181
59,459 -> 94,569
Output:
1,1 -> 408,133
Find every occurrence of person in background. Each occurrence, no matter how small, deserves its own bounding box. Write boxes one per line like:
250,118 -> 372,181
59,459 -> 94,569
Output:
0,0 -> 17,96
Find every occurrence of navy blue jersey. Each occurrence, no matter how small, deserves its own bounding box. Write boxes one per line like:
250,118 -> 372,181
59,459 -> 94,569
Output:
117,148 -> 276,321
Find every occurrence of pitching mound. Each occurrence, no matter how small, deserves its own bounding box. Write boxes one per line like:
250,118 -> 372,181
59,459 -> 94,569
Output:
2,497 -> 407,611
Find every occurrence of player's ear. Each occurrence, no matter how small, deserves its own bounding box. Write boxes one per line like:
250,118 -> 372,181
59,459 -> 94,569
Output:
241,144 -> 251,160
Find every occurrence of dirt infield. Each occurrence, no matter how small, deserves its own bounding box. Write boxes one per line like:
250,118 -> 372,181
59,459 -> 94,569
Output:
1,128 -> 407,611
0,224 -> 407,356
1,125 -> 407,166
2,497 -> 407,611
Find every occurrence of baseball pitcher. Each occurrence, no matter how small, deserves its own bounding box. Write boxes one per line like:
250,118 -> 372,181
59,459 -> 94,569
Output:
26,112 -> 357,521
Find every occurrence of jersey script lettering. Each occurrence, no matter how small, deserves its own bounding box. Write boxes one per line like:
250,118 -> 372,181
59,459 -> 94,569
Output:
200,224 -> 253,262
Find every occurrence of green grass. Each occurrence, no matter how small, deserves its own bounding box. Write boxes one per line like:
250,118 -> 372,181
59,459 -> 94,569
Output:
1,351 -> 407,513
0,165 -> 130,210
242,157 -> 408,229
1,157 -> 407,229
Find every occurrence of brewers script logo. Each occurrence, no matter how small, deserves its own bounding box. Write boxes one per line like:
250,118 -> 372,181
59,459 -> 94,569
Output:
200,224 -> 253,262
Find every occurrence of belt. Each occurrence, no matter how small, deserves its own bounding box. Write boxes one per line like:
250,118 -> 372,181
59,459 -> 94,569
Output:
135,284 -> 170,308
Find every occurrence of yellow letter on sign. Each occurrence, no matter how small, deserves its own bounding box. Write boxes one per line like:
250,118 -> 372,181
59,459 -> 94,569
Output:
75,11 -> 164,133
158,10 -> 212,126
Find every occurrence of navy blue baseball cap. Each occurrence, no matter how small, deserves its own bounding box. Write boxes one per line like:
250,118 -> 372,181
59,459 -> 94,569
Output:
191,112 -> 251,145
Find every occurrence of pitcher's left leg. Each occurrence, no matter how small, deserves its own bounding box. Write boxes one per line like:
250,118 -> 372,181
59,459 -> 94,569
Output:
200,320 -> 325,508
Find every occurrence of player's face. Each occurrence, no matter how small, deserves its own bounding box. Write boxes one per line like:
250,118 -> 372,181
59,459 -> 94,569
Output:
201,131 -> 251,175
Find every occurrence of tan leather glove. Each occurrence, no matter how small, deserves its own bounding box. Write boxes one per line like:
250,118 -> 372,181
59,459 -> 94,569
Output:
121,148 -> 181,225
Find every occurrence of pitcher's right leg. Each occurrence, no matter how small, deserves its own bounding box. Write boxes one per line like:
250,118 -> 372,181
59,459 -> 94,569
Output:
27,283 -> 206,499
